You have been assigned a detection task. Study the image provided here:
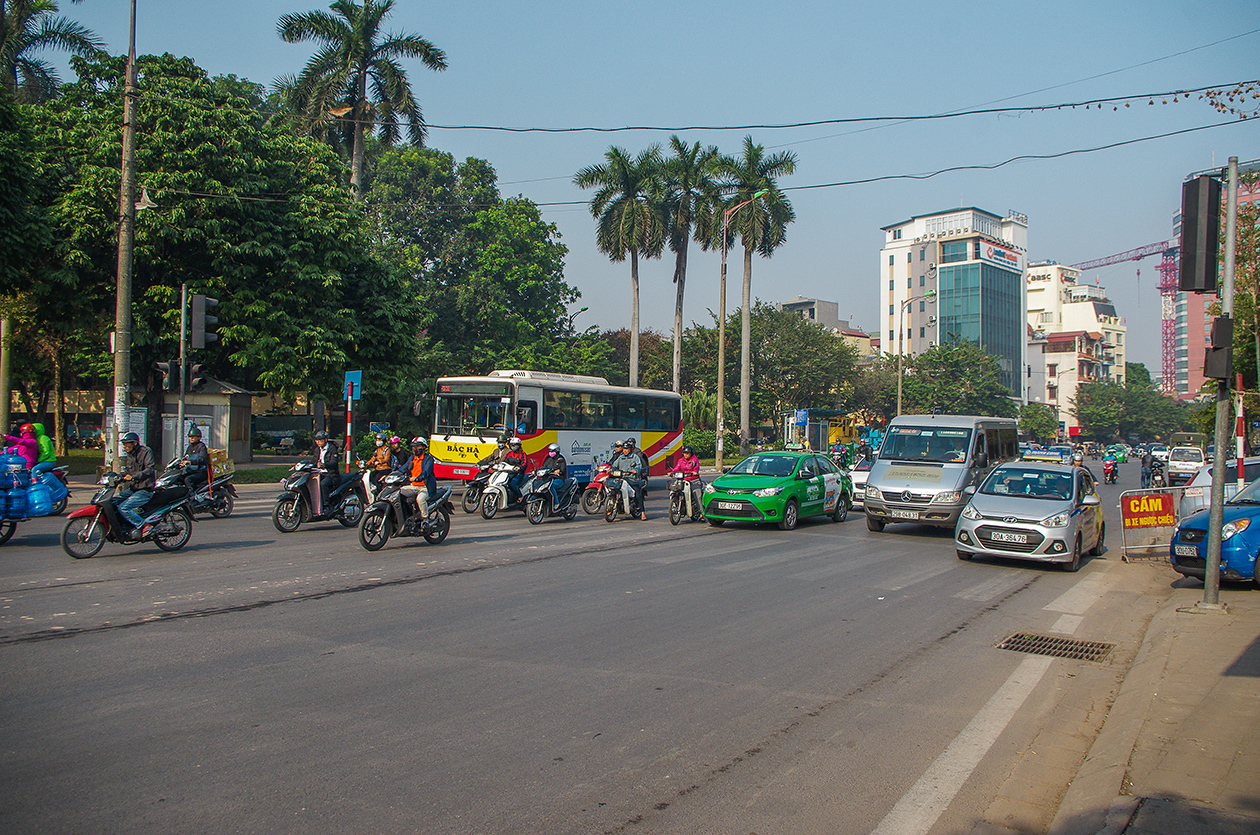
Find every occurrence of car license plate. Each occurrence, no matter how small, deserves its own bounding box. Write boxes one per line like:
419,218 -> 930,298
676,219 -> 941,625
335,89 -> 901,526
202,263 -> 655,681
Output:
1175,544 -> 1198,557
991,531 -> 1028,544
717,501 -> 741,510
890,509 -> 918,520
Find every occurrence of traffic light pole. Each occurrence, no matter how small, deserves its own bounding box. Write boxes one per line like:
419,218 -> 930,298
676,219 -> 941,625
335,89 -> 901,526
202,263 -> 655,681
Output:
177,283 -> 188,458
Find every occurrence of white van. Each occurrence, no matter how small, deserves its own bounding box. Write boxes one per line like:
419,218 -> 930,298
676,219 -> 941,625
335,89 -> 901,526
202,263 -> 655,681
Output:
863,414 -> 1019,531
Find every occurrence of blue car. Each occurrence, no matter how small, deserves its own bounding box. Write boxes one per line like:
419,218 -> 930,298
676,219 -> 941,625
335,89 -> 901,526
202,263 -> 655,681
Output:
1170,476 -> 1260,585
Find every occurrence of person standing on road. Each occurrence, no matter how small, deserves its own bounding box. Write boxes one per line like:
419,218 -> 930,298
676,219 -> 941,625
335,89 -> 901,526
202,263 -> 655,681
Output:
1140,449 -> 1154,489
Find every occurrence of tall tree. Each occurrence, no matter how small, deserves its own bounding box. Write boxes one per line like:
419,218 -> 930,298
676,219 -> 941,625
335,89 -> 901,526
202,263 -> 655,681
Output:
278,0 -> 447,199
713,136 -> 797,453
574,145 -> 665,388
660,136 -> 719,393
903,341 -> 1017,418
0,0 -> 101,103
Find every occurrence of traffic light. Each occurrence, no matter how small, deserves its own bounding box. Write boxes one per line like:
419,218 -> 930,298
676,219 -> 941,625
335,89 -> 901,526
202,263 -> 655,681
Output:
1179,175 -> 1222,293
190,294 -> 219,349
155,360 -> 176,391
188,363 -> 208,391
1204,315 -> 1233,380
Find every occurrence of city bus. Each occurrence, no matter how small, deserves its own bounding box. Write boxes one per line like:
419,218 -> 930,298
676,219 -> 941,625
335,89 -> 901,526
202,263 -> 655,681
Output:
430,370 -> 684,483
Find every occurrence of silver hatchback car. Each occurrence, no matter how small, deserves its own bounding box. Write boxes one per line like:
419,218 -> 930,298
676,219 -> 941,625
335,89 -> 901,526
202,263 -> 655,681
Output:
954,462 -> 1104,572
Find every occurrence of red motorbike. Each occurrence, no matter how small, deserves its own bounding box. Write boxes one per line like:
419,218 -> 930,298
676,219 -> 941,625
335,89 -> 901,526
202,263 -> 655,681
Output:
581,463 -> 612,514
1103,459 -> 1117,485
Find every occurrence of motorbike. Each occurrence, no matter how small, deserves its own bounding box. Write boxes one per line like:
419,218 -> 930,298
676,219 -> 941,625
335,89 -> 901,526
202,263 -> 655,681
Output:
1150,460 -> 1167,489
461,464 -> 493,514
603,470 -> 642,522
581,462 -> 612,515
272,461 -> 364,532
479,462 -> 531,519
60,465 -> 194,558
183,468 -> 238,518
358,472 -> 453,551
667,472 -> 704,525
525,471 -> 581,524
1102,459 -> 1117,485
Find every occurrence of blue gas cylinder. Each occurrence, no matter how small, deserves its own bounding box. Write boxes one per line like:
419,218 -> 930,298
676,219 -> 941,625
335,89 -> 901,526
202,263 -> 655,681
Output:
5,486 -> 27,520
26,481 -> 52,516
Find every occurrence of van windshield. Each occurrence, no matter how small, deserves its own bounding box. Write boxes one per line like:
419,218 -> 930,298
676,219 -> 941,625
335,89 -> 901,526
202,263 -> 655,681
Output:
879,426 -> 972,464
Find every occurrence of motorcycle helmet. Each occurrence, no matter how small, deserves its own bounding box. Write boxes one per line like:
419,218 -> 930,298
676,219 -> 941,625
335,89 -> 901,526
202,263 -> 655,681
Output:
508,437 -> 522,449
121,432 -> 140,445
187,426 -> 202,439
389,436 -> 402,445
547,443 -> 559,456
375,432 -> 387,446
19,423 -> 34,436
681,445 -> 694,456
497,436 -> 507,449
313,430 -> 328,441
410,436 -> 428,449
1072,452 -> 1084,465
624,437 -> 636,450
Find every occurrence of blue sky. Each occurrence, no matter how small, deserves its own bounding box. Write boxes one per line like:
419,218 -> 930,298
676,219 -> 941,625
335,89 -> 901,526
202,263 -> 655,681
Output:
51,0 -> 1260,372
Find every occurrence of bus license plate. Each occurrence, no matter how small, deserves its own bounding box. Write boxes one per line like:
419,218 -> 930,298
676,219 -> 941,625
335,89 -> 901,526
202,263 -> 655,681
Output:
717,501 -> 741,510
1175,544 -> 1198,557
890,509 -> 918,519
991,531 -> 1028,544
454,468 -> 471,477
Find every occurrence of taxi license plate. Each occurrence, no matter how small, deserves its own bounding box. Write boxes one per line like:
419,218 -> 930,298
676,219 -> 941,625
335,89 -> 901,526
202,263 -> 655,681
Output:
890,509 -> 918,520
991,531 -> 1028,544
717,501 -> 741,510
1174,544 -> 1198,557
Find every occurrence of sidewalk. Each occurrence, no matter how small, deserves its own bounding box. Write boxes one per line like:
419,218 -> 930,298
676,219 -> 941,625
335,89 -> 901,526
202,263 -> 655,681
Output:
1050,570 -> 1260,835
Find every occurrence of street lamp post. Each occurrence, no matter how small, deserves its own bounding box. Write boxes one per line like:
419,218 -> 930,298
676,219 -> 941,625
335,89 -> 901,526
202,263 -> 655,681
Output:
566,306 -> 589,336
715,189 -> 768,471
896,290 -> 936,416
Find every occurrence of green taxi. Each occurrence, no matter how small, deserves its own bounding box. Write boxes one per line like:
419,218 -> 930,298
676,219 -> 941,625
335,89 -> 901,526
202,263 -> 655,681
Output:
702,451 -> 853,530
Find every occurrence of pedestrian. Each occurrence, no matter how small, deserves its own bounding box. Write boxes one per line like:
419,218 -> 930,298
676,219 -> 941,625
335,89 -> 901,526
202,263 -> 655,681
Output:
1140,449 -> 1154,489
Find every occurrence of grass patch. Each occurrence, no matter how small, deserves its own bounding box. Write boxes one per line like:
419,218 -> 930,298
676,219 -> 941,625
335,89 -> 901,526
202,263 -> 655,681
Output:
62,448 -> 105,476
234,466 -> 292,484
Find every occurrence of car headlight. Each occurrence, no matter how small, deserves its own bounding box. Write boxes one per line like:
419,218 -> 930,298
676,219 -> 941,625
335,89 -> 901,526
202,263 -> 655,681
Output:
933,491 -> 963,504
753,486 -> 785,498
864,485 -> 880,499
1222,518 -> 1252,541
961,504 -> 982,521
1042,510 -> 1071,528
703,483 -> 715,494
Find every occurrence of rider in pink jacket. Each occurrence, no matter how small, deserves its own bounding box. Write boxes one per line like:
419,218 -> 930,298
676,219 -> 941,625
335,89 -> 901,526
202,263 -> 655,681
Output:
4,424 -> 39,468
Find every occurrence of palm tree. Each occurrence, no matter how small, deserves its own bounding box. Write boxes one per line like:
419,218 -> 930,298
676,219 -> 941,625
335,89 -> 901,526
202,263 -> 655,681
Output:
278,0 -> 446,199
0,0 -> 102,103
574,145 -> 665,388
661,136 -> 719,394
713,136 -> 797,455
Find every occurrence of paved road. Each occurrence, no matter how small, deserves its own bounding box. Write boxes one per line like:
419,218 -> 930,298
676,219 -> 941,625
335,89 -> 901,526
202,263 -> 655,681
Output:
0,462 -> 1161,834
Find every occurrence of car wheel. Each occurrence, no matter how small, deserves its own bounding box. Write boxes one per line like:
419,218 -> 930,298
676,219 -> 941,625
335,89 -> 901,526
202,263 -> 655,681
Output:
957,550 -> 972,561
1089,522 -> 1106,556
1060,536 -> 1082,572
866,515 -> 884,532
778,499 -> 799,531
706,516 -> 724,527
832,494 -> 849,523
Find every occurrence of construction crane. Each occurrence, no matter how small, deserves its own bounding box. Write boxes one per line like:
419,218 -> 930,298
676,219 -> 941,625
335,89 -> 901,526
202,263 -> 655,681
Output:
1071,242 -> 1180,395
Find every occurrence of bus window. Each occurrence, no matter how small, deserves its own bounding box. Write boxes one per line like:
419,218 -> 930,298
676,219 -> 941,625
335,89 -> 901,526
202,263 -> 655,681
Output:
515,401 -> 537,435
544,390 -> 581,429
646,397 -> 675,431
583,394 -> 614,429
616,396 -> 645,430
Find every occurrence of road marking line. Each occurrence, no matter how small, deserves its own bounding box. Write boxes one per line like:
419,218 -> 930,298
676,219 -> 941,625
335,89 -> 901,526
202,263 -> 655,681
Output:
718,552 -> 801,572
1050,614 -> 1083,634
1043,572 -> 1106,615
875,562 -> 956,591
870,654 -> 1053,835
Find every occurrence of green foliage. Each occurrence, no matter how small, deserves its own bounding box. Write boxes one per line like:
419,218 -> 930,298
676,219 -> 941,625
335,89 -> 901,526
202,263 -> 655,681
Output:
902,341 -> 1017,418
0,0 -> 104,103
1019,402 -> 1058,443
1125,362 -> 1154,390
0,95 -> 47,288
747,302 -> 858,420
1071,382 -> 1124,441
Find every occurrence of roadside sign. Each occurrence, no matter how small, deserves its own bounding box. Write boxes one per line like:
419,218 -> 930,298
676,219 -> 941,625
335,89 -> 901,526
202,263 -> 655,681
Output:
344,370 -> 363,401
1118,489 -> 1181,562
369,422 -> 390,433
795,409 -> 808,427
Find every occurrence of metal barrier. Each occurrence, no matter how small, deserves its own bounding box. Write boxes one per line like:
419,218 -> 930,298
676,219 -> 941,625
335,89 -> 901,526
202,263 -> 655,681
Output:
1118,487 -> 1185,563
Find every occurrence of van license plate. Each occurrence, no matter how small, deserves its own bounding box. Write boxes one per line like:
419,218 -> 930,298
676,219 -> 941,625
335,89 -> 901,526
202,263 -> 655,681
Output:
991,531 -> 1028,544
1174,544 -> 1198,557
718,501 -> 741,510
890,509 -> 918,519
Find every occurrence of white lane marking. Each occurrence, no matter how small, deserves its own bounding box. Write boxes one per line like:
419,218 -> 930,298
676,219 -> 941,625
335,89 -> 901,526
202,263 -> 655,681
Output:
649,539 -> 771,565
875,562 -> 956,591
1043,572 -> 1106,615
1050,614 -> 1083,634
953,575 -> 1025,602
870,654 -> 1053,835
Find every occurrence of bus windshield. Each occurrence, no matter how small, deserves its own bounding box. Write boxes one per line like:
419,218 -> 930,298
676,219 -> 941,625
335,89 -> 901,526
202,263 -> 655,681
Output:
879,426 -> 973,463
434,382 -> 513,435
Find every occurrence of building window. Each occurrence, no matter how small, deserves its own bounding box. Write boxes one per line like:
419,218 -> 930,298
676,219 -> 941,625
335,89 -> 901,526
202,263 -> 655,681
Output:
972,240 -> 981,260
893,229 -> 902,240
889,254 -> 894,266
889,329 -> 894,343
889,279 -> 894,290
1048,363 -> 1058,376
940,241 -> 968,263
907,252 -> 912,263
889,304 -> 894,315
919,300 -> 925,312
920,249 -> 926,261
920,275 -> 925,286
907,276 -> 912,288
919,327 -> 925,338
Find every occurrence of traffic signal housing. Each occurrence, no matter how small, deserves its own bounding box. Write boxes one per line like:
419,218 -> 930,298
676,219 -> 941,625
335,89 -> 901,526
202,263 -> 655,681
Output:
188,363 -> 209,391
155,360 -> 176,391
1179,175 -> 1222,293
190,294 -> 219,349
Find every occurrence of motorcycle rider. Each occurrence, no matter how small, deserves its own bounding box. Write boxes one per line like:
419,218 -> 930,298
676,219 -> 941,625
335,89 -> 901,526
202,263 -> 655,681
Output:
308,430 -> 340,514
116,431 -> 156,537
1139,448 -> 1154,489
674,444 -> 703,518
365,432 -> 394,488
503,437 -> 531,499
534,443 -> 571,508
399,436 -> 437,520
31,423 -> 56,477
611,438 -> 647,520
478,436 -> 510,467
179,426 -> 210,494
3,423 -> 38,468
624,437 -> 650,499
387,436 -> 407,470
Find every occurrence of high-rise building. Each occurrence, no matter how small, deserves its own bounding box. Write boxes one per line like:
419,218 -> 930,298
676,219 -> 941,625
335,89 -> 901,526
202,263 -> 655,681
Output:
879,207 -> 1028,397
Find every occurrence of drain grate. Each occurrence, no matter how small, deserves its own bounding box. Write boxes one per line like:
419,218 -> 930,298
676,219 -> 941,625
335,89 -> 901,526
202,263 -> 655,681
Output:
995,632 -> 1114,663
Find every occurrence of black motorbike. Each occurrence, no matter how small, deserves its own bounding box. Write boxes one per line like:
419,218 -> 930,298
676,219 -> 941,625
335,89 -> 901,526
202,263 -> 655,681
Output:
358,472 -> 454,550
525,472 -> 581,524
667,472 -> 705,525
185,469 -> 238,518
272,461 -> 364,532
461,464 -> 492,514
603,470 -> 643,522
1150,459 -> 1167,489
60,465 -> 194,558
